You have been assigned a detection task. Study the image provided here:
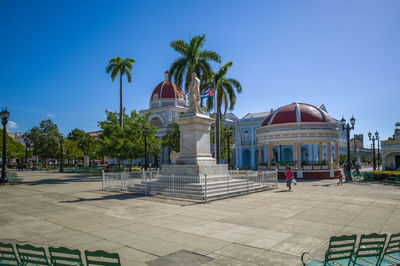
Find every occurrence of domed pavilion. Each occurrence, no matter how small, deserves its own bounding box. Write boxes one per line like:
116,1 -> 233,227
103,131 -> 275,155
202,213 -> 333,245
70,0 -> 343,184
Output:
256,102 -> 342,178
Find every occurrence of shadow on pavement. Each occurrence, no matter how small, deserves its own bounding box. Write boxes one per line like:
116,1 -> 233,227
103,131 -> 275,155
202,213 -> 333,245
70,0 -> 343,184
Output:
23,176 -> 101,186
59,192 -> 143,203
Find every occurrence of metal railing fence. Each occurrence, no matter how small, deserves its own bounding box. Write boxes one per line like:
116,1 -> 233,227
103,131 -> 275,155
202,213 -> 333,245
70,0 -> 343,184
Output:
102,170 -> 278,202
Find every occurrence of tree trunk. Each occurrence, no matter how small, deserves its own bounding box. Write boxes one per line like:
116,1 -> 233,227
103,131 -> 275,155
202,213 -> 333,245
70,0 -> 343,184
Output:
129,158 -> 132,171
119,74 -> 123,127
216,108 -> 221,164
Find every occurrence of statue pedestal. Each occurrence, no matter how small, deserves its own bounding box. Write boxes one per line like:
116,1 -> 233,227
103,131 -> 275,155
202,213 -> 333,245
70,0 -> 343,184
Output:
162,112 -> 228,178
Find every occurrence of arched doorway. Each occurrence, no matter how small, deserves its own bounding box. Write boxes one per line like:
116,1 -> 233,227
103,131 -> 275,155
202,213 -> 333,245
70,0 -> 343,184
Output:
283,148 -> 293,162
301,147 -> 308,163
243,150 -> 250,169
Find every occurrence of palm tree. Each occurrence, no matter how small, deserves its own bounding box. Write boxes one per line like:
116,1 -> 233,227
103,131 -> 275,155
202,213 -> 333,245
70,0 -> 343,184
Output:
169,34 -> 221,92
106,56 -> 136,127
205,62 -> 242,164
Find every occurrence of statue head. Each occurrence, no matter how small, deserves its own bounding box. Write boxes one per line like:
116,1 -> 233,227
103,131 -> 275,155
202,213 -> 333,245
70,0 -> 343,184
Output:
191,72 -> 197,78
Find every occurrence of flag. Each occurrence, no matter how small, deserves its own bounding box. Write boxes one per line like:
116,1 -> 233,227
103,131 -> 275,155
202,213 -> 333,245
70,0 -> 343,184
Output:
200,88 -> 214,99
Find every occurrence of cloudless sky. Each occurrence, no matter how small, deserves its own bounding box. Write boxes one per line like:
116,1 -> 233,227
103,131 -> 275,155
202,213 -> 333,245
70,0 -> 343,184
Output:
1,0 -> 399,146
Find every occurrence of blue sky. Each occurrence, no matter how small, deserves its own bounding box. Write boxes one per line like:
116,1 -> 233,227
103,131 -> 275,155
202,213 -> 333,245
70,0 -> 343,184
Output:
1,0 -> 399,145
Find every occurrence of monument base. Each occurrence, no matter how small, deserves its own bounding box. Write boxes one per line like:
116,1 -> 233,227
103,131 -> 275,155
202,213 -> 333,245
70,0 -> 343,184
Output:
161,163 -> 228,177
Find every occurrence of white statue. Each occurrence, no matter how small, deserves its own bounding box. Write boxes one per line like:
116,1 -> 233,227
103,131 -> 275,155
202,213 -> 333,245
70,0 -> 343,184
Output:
188,72 -> 202,113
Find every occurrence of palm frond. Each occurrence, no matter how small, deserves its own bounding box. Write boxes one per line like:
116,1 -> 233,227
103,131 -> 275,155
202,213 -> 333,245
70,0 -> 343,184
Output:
111,66 -> 120,81
170,40 -> 189,55
200,50 -> 221,63
222,81 -> 236,110
226,78 -> 242,93
125,70 -> 132,83
223,93 -> 229,115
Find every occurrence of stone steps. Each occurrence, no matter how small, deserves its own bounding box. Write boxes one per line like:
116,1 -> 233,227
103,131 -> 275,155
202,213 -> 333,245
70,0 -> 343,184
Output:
130,177 -> 272,200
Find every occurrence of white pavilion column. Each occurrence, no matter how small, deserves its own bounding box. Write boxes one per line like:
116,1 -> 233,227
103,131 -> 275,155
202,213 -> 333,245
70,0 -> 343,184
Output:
328,142 -> 332,168
319,143 -> 323,162
267,143 -> 272,169
297,142 -> 302,177
335,142 -> 339,167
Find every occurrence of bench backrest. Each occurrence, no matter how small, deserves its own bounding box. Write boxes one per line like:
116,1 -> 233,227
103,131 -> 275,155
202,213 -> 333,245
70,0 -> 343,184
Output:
16,243 -> 50,265
382,232 -> 400,258
325,234 -> 357,264
354,233 -> 387,261
84,250 -> 121,266
0,242 -> 20,265
49,246 -> 84,266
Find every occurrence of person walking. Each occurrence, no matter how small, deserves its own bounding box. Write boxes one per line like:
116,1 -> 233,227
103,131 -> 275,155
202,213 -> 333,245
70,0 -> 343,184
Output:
285,166 -> 294,191
337,168 -> 343,186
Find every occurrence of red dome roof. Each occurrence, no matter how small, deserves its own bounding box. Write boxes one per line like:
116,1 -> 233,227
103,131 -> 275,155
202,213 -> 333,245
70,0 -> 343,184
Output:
150,71 -> 186,102
262,103 -> 335,126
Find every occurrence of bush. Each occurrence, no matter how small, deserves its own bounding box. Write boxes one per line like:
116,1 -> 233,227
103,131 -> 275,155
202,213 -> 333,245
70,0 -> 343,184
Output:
370,170 -> 400,181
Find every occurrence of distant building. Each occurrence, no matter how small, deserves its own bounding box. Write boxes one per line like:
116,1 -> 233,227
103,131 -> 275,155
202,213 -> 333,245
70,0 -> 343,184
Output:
382,123 -> 400,170
7,131 -> 25,146
140,70 -> 187,165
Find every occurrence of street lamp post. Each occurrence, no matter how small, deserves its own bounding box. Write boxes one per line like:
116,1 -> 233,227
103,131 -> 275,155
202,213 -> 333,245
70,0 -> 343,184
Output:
142,126 -> 149,171
377,133 -> 380,170
224,128 -> 233,170
1,108 -> 9,184
59,135 -> 64,173
340,116 -> 355,182
25,141 -> 30,168
368,131 -> 379,171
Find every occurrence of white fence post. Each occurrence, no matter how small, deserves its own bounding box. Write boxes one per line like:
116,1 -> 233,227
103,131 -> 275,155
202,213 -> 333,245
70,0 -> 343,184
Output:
172,173 -> 175,198
144,170 -> 148,196
246,171 -> 249,193
204,174 -> 208,203
275,169 -> 278,188
102,170 -> 104,190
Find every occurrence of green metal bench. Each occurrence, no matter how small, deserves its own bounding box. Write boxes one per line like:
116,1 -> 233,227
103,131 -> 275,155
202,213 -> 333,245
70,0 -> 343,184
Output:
84,250 -> 121,266
0,241 -> 20,265
49,246 -> 84,266
380,232 -> 400,265
301,234 -> 357,265
362,172 -> 375,183
5,172 -> 24,185
383,176 -> 400,186
352,233 -> 387,265
16,243 -> 50,265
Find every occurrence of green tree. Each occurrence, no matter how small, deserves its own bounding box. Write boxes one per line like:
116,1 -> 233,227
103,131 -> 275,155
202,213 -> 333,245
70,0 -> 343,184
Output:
106,56 -> 136,127
162,123 -> 180,154
64,139 -> 84,164
210,122 -> 235,161
205,62 -> 242,163
339,154 -> 346,166
98,110 -> 160,169
361,154 -> 372,164
24,119 -> 61,164
0,131 -> 26,161
169,34 -> 221,92
67,128 -> 95,159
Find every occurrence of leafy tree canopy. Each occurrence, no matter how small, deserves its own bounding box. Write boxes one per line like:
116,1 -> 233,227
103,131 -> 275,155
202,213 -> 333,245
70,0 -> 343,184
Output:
0,131 -> 26,160
24,119 -> 61,162
210,121 -> 235,160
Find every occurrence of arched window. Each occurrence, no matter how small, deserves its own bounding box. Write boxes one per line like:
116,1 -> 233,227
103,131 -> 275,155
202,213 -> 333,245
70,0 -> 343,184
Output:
150,117 -> 162,128
243,130 -> 250,145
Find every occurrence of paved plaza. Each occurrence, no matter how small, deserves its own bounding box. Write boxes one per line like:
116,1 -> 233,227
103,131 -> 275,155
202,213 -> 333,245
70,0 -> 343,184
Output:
0,171 -> 399,265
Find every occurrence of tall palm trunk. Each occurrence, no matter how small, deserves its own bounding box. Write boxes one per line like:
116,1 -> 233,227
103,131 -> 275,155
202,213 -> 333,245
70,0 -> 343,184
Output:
118,75 -> 123,168
216,108 -> 221,164
119,74 -> 123,127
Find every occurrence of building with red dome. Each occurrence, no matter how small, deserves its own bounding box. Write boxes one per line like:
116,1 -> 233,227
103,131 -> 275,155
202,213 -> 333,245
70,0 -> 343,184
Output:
140,71 -> 188,164
255,102 -> 343,178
